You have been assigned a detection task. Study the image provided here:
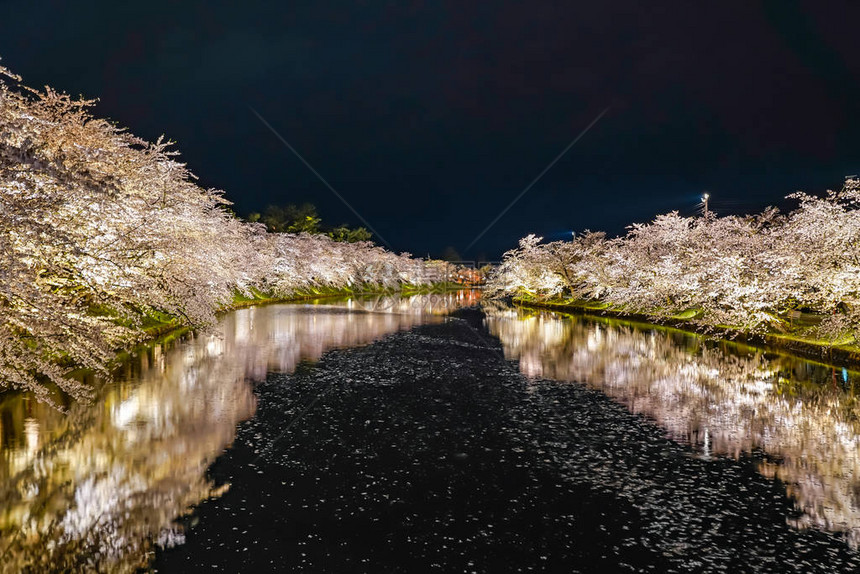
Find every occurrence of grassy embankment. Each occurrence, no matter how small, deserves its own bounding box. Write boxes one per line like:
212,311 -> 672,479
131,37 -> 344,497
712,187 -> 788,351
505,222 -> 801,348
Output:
14,282 -> 466,402
512,295 -> 860,367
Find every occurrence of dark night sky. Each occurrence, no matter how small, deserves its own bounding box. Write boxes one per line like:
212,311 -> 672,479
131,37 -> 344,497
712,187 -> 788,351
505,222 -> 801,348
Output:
2,1 -> 860,259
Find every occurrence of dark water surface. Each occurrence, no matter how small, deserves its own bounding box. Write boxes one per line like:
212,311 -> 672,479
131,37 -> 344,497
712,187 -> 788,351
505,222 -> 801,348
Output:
4,293 -> 860,572
0,293 -> 474,573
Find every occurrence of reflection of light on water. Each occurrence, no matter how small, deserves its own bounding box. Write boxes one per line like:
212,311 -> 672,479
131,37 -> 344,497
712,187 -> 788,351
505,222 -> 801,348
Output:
0,291 -> 478,573
24,418 -> 38,455
206,336 -> 223,357
485,304 -> 860,545
113,395 -> 139,428
519,354 -> 544,378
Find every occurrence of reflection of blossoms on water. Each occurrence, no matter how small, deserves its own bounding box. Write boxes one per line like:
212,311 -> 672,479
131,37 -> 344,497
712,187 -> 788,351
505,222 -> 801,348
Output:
0,333 -> 255,573
230,292 -> 478,381
484,305 -> 860,545
0,293 -> 475,573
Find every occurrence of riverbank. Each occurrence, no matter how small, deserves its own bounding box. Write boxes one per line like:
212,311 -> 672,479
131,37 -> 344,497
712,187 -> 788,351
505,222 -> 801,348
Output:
228,282 -> 465,311
134,282 -> 464,352
2,283 -> 466,405
513,297 -> 860,368
118,282 -> 466,367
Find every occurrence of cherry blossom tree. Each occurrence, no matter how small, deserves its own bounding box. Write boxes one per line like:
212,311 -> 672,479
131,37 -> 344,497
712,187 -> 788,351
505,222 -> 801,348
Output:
488,177 -> 860,340
0,61 -> 435,402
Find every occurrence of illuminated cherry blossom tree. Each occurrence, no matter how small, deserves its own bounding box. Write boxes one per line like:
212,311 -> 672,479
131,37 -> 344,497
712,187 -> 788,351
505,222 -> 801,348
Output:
0,61 -> 435,402
489,177 -> 860,340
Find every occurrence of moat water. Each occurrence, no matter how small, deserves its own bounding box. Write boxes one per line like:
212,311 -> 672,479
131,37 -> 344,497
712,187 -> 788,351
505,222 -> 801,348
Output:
3,292 -> 860,572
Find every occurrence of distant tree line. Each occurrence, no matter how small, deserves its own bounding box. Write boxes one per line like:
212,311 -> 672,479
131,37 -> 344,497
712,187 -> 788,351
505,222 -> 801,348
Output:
248,203 -> 372,243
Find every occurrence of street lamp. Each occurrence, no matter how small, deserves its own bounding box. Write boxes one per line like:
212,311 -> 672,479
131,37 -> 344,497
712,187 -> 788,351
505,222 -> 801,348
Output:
701,193 -> 710,218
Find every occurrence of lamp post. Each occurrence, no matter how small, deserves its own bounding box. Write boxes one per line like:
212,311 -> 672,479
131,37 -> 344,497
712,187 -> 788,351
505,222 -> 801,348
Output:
702,193 -> 710,218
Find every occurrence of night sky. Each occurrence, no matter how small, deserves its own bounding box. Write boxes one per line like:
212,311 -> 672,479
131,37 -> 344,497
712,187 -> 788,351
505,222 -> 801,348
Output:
2,1 -> 860,259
